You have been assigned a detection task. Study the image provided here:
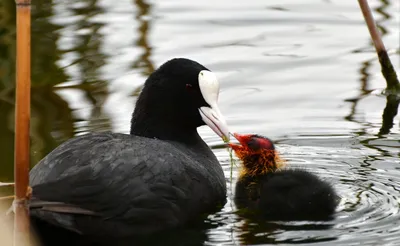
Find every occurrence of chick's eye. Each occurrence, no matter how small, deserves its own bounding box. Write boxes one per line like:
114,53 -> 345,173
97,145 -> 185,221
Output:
247,139 -> 260,151
186,84 -> 193,90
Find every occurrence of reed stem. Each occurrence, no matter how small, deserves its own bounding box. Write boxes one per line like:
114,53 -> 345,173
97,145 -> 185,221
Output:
357,0 -> 400,92
14,0 -> 32,245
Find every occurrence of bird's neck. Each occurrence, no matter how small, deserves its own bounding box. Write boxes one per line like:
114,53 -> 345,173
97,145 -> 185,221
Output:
130,111 -> 203,145
239,151 -> 284,178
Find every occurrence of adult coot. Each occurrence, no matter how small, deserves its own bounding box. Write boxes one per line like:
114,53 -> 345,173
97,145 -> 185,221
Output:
29,58 -> 230,243
229,133 -> 338,221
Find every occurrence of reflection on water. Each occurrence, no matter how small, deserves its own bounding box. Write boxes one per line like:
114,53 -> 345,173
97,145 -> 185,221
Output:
131,0 -> 154,76
59,0 -> 112,135
0,0 -> 399,245
379,95 -> 399,135
130,0 -> 154,96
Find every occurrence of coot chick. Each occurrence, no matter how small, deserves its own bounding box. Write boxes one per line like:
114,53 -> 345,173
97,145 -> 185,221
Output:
28,58 -> 230,243
229,133 -> 338,221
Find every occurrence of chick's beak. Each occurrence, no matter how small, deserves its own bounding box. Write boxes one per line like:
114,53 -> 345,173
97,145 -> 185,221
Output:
232,133 -> 251,147
228,133 -> 251,153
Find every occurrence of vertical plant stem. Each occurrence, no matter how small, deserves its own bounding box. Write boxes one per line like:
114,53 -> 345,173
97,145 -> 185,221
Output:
358,0 -> 386,53
357,0 -> 400,91
14,0 -> 31,245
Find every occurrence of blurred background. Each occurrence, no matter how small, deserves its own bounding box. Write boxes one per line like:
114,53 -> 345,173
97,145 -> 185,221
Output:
0,0 -> 399,245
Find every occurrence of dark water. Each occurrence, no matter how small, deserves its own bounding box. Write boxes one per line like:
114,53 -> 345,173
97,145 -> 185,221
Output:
1,0 -> 400,245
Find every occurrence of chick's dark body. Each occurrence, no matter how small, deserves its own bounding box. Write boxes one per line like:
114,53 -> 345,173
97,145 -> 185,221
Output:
235,169 -> 338,221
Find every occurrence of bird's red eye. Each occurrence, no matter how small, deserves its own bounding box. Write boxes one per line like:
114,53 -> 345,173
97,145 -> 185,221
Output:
186,84 -> 193,90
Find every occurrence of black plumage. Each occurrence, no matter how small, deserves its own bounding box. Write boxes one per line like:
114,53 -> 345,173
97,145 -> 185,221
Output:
29,58 -> 228,244
235,169 -> 338,221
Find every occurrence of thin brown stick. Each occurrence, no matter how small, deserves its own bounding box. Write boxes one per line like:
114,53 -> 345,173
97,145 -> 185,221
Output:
14,0 -> 32,245
0,195 -> 15,201
0,182 -> 15,187
357,0 -> 400,91
358,0 -> 386,53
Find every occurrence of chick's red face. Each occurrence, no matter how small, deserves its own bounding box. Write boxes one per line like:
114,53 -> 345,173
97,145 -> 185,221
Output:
228,133 -> 275,158
229,133 -> 274,150
229,133 -> 283,175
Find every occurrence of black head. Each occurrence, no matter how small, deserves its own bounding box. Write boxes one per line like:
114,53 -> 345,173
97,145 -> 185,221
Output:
130,58 -> 229,142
